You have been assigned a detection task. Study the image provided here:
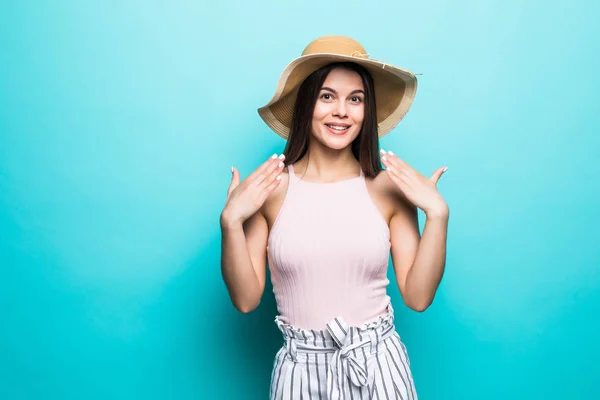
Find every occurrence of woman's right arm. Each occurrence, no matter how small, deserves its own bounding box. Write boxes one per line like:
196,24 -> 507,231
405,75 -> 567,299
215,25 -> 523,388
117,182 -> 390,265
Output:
220,210 -> 268,313
220,154 -> 285,313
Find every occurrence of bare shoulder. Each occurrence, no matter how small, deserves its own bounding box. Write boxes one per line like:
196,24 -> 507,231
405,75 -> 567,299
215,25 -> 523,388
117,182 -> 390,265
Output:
363,170 -> 399,226
367,169 -> 417,222
261,166 -> 291,231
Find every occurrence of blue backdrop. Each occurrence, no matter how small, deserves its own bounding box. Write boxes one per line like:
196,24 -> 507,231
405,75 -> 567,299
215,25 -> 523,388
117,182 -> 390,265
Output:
1,1 -> 599,399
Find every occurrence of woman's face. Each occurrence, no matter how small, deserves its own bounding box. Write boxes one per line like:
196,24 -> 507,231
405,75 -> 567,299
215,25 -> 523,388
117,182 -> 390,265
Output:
311,67 -> 365,150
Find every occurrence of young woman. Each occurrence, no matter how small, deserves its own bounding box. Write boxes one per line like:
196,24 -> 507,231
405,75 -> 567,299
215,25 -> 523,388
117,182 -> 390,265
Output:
220,36 -> 449,400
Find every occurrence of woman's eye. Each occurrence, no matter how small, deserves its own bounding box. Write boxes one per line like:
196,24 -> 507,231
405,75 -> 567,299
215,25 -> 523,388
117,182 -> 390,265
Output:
322,93 -> 332,100
351,96 -> 362,103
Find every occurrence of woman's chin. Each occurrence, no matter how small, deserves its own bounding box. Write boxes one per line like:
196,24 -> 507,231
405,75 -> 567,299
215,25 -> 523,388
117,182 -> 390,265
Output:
316,131 -> 358,150
321,137 -> 351,150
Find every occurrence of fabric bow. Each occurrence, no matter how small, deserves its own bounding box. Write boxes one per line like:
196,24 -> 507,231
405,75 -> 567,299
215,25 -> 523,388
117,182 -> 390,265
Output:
326,319 -> 373,399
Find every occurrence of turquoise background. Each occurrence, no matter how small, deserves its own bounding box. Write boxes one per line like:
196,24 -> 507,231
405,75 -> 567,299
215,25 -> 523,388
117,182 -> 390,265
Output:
1,1 -> 599,399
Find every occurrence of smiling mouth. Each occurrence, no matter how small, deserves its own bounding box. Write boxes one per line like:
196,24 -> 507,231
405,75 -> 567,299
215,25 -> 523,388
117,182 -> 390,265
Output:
325,123 -> 351,135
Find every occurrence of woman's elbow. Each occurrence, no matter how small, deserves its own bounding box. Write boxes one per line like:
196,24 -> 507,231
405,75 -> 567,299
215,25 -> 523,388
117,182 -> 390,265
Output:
233,298 -> 261,314
405,296 -> 433,312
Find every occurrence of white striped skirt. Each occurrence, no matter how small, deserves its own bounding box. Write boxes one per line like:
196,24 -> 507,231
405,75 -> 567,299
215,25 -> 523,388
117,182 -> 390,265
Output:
269,305 -> 418,400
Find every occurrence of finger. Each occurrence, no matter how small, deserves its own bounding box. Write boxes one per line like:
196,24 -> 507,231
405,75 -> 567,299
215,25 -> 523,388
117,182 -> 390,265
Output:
262,171 -> 283,196
380,149 -> 409,172
249,153 -> 286,183
227,166 -> 240,198
429,166 -> 448,185
254,156 -> 285,188
258,159 -> 285,190
385,166 -> 406,189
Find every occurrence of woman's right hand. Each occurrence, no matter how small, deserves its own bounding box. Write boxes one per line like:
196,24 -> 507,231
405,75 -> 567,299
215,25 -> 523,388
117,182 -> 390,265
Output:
221,153 -> 286,228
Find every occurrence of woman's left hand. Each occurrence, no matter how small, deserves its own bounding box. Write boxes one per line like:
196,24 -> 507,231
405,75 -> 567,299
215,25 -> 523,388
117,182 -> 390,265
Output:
380,149 -> 449,218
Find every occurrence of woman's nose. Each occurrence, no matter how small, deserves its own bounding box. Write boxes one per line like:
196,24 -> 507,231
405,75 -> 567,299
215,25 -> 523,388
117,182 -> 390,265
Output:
333,101 -> 347,117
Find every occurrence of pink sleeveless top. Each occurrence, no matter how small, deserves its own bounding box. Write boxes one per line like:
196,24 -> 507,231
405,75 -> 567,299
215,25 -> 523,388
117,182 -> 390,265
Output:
267,164 -> 392,330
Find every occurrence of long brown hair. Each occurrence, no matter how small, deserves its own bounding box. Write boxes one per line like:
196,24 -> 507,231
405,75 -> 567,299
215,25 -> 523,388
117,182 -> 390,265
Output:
282,62 -> 383,178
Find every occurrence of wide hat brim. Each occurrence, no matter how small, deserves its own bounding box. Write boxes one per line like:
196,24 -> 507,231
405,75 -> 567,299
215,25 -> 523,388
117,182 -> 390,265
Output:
257,52 -> 418,140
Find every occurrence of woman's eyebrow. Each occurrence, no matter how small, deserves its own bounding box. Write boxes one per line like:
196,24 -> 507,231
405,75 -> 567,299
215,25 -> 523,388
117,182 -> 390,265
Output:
321,87 -> 365,95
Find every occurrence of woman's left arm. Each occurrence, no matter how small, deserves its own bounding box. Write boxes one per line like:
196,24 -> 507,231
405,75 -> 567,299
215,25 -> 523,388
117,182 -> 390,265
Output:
381,149 -> 449,312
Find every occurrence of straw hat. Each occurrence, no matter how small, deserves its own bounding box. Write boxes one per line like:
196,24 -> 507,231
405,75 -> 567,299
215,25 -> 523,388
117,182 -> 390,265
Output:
257,35 -> 418,140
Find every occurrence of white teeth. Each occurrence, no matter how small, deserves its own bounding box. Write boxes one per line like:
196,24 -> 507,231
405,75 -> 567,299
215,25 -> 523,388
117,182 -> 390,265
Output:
327,124 -> 349,131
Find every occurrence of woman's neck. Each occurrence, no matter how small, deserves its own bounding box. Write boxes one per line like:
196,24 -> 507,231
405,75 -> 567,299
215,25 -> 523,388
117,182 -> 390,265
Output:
293,146 -> 361,183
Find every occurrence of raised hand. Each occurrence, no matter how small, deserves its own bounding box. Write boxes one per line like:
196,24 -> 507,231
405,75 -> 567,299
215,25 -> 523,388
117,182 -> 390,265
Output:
380,149 -> 449,218
221,153 -> 286,227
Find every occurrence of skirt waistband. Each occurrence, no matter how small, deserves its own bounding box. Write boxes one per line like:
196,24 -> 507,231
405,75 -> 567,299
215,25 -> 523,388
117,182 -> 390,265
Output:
274,301 -> 395,347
